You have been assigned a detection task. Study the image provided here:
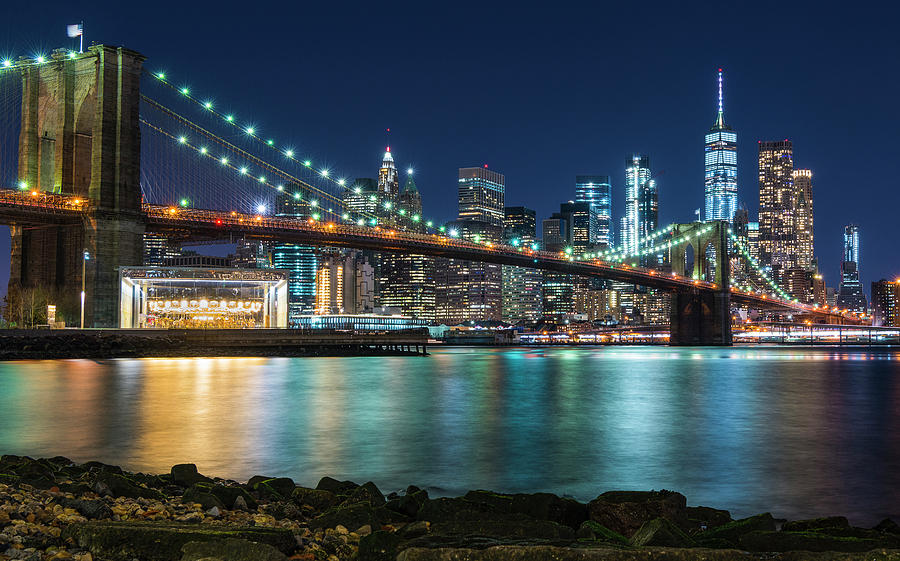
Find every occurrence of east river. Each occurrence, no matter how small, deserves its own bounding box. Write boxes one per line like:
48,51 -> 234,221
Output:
1,346 -> 899,525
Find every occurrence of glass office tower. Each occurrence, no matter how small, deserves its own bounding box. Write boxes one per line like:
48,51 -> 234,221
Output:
704,69 -> 738,223
575,175 -> 612,247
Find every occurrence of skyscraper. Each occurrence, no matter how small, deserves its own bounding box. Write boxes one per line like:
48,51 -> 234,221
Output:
622,155 -> 652,256
704,69 -> 738,223
793,169 -> 814,270
836,224 -> 867,312
872,279 -> 899,327
458,166 -> 505,226
575,175 -> 612,247
377,163 -> 435,319
434,220 -> 503,324
272,186 -> 319,324
758,140 -> 795,285
502,207 -> 542,322
541,214 -> 574,321
378,147 -> 400,198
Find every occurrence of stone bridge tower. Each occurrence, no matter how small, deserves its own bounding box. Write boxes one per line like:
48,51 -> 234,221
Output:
668,220 -> 732,345
9,46 -> 145,327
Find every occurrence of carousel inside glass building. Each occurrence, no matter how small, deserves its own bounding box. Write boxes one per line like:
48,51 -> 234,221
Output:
118,268 -> 289,329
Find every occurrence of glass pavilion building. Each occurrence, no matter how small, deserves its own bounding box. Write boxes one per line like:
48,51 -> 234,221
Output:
704,69 -> 738,223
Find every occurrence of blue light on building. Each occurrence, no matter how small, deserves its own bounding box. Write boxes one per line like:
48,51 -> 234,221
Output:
704,69 -> 738,223
575,175 -> 612,247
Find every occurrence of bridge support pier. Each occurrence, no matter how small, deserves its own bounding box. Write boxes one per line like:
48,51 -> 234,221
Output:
8,45 -> 146,328
670,290 -> 732,346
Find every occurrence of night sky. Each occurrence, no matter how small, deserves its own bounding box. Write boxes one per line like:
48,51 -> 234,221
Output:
1,0 -> 898,297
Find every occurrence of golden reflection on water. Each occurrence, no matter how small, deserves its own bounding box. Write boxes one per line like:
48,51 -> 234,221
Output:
0,347 -> 898,524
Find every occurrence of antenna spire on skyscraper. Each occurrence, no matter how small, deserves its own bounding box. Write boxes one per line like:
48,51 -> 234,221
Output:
716,68 -> 726,128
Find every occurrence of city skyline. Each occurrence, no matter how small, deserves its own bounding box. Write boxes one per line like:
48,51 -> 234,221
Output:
0,1 -> 897,294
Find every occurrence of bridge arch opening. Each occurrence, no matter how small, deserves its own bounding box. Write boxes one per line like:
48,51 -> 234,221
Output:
684,243 -> 695,279
704,243 -> 717,283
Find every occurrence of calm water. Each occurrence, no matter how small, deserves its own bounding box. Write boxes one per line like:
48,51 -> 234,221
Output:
1,346 -> 899,525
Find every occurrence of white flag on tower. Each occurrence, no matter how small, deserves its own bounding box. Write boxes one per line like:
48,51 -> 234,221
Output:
67,24 -> 83,38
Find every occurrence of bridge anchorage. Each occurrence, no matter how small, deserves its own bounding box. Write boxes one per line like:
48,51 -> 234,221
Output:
0,45 -> 864,343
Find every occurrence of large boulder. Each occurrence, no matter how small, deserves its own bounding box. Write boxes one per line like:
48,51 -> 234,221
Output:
344,481 -> 386,506
309,503 -> 381,531
739,530 -> 887,553
292,487 -> 339,511
61,521 -> 295,561
386,488 -> 429,519
782,516 -> 850,532
630,518 -> 695,548
696,513 -> 776,546
180,538 -> 287,561
685,506 -> 732,530
576,521 -> 629,545
170,464 -> 212,488
464,491 -> 588,530
357,531 -> 403,561
253,477 -> 296,500
184,483 -> 257,511
315,476 -> 359,496
587,491 -> 687,537
414,497 -> 575,542
95,473 -> 165,501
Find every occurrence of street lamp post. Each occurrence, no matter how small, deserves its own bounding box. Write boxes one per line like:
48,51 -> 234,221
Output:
80,250 -> 89,329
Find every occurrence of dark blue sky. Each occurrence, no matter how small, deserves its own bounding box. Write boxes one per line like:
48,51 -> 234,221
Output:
1,0 -> 898,296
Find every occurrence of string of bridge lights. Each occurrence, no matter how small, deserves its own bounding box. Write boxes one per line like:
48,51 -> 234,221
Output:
147,67 -> 685,246
727,230 -> 794,301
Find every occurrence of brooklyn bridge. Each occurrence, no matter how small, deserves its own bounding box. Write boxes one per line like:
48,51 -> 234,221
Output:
0,46 -> 862,345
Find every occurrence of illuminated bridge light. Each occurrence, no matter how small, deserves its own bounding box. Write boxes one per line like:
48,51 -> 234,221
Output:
285,150 -> 294,158
310,200 -> 318,207
225,115 -> 235,122
2,60 -> 12,68
220,157 -> 229,165
276,185 -> 284,191
156,72 -> 166,79
178,136 -> 187,144
240,167 -> 248,174
180,87 -> 190,95
35,55 -> 46,63
304,160 -> 311,167
204,101 -> 213,109
246,127 -> 255,135
293,193 -> 301,200
199,147 -> 208,154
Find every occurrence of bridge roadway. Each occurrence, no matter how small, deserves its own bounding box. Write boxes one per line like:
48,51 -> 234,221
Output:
0,189 -> 860,323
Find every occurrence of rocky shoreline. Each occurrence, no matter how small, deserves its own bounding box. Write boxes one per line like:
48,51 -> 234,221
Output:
1,456 -> 899,561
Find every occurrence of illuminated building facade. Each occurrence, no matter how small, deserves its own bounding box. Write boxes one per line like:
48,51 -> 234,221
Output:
118,268 -> 288,329
836,224 -> 867,312
272,188 -> 317,325
458,166 -> 505,226
344,178 -> 380,217
575,175 -> 612,247
502,207 -> 542,322
704,69 -> 738,223
541,214 -> 574,321
233,239 -> 271,269
622,155 -> 653,256
315,252 -> 374,315
142,233 -> 181,266
435,220 -> 503,324
758,140 -> 795,286
378,148 -> 400,198
793,169 -> 814,270
872,279 -> 900,327
378,167 -> 436,320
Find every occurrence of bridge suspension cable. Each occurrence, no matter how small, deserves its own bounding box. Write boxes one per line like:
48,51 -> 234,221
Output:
141,95 -> 356,217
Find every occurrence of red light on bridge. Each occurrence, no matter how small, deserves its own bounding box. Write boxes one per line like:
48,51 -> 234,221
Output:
216,219 -> 222,225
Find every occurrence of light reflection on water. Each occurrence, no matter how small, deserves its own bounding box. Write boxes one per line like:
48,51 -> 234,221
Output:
1,346 -> 899,525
